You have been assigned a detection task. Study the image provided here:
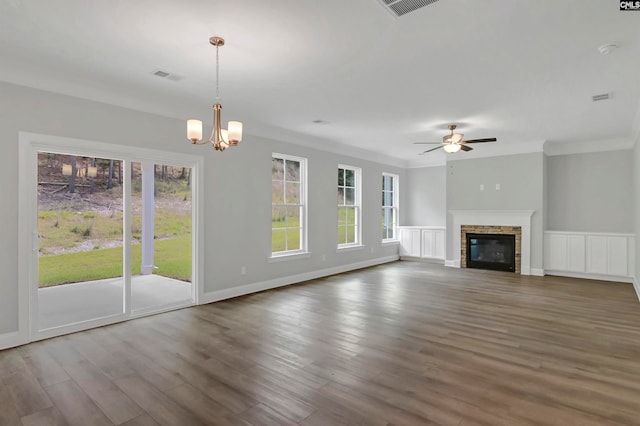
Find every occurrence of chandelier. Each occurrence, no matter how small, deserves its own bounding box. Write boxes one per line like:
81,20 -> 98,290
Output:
187,36 -> 243,151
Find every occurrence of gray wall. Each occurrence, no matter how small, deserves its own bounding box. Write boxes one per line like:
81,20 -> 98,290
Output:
546,151 -> 634,233
635,139 -> 640,288
402,166 -> 446,226
0,81 -> 404,336
445,153 -> 545,269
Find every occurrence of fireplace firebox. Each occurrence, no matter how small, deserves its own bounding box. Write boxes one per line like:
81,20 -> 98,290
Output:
466,233 -> 516,272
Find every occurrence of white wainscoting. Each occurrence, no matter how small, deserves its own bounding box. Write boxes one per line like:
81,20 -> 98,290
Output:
544,231 -> 635,282
399,226 -> 445,261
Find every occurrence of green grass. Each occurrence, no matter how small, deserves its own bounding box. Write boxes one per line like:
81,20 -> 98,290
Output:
38,234 -> 191,287
38,208 -> 192,253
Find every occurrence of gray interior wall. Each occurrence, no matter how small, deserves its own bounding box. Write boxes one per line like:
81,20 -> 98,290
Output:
445,153 -> 544,269
546,150 -> 634,233
635,139 -> 640,288
402,166 -> 446,226
0,81 -> 404,336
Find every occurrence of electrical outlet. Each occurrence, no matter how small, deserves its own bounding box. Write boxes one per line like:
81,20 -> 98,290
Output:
480,184 -> 484,191
371,247 -> 374,254
496,183 -> 501,190
241,266 -> 246,275
322,254 -> 326,262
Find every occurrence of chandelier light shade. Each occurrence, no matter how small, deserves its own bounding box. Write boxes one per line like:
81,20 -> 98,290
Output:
187,36 -> 243,151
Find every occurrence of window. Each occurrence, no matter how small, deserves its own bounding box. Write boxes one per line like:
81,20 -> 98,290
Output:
272,153 -> 307,255
337,165 -> 361,247
382,173 -> 398,241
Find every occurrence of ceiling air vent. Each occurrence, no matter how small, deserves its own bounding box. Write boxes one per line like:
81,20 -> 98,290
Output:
377,0 -> 440,17
592,93 -> 610,102
151,69 -> 184,82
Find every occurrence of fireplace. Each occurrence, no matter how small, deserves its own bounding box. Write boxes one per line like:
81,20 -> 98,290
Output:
450,210 -> 534,275
460,225 -> 522,273
466,233 -> 516,272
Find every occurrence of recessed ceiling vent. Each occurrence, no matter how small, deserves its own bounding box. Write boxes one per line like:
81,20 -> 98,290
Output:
151,69 -> 183,82
592,93 -> 610,102
377,0 -> 440,17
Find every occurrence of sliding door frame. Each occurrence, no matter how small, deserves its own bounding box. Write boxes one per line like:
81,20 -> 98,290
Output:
18,132 -> 205,343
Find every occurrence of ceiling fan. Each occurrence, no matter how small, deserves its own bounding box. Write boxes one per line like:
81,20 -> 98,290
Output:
414,125 -> 497,154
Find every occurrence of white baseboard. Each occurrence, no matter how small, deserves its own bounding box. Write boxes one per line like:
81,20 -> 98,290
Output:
201,255 -> 399,305
444,260 -> 457,268
545,270 -> 634,284
399,256 -> 444,265
633,277 -> 640,302
530,268 -> 545,277
0,331 -> 27,351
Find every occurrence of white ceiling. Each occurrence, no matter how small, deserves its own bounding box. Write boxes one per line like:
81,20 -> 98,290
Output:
1,0 -> 639,166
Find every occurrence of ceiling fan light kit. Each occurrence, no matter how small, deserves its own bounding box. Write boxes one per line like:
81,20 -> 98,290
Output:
443,143 -> 462,153
414,124 -> 497,155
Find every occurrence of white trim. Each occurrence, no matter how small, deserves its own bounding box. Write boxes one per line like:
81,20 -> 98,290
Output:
445,260 -> 456,268
399,256 -> 444,265
0,332 -> 27,351
633,277 -> 640,302
545,270 -> 634,284
530,268 -> 545,277
271,153 -> 308,256
449,210 -> 535,275
268,252 -> 312,262
545,230 -> 634,237
544,138 -> 634,156
338,164 -> 362,247
398,226 -> 446,230
336,244 -> 365,253
18,132 -> 202,343
201,255 -> 399,305
382,172 -> 399,243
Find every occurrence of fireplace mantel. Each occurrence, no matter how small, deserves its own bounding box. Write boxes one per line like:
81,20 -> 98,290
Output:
448,210 -> 534,275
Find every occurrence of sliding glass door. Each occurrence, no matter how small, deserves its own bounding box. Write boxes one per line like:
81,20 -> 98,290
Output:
130,162 -> 193,315
37,153 -> 125,330
20,134 -> 203,341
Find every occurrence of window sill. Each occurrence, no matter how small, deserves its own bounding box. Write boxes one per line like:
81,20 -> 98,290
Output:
382,239 -> 400,245
268,252 -> 312,263
336,244 -> 365,253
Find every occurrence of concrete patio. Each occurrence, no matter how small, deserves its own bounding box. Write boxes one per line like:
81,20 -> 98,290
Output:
38,274 -> 193,329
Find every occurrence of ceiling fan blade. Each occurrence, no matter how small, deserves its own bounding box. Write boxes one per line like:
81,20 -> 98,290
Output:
413,141 -> 442,145
460,145 -> 473,152
419,145 -> 444,155
462,138 -> 497,144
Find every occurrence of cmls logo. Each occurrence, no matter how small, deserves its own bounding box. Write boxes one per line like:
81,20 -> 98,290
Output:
620,1 -> 640,10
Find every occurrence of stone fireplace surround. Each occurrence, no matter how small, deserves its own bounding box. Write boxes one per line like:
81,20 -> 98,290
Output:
461,225 -> 522,273
448,210 -> 535,275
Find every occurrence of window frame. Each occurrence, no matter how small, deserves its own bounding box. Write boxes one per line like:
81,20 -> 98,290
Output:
337,164 -> 362,249
270,153 -> 308,258
382,172 -> 399,243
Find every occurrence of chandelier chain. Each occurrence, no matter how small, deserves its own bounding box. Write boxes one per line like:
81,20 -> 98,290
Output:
215,44 -> 220,101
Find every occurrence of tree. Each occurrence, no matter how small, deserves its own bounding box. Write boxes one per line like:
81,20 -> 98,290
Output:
107,160 -> 114,189
68,156 -> 77,194
89,158 -> 96,194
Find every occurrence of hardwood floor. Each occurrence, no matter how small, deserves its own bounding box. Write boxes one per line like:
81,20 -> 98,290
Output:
2,261 -> 640,425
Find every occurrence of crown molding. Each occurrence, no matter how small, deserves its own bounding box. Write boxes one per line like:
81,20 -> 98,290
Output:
544,138 -> 634,156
